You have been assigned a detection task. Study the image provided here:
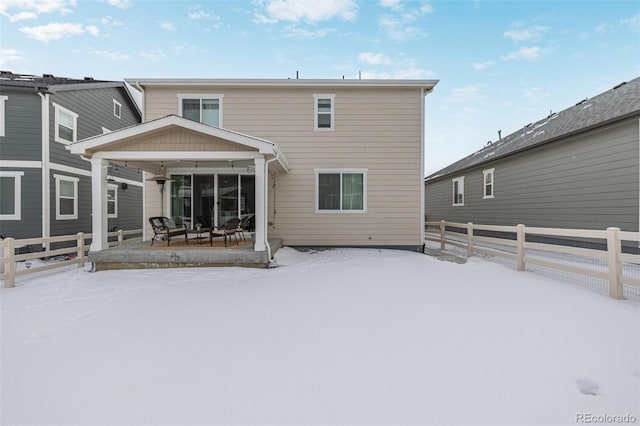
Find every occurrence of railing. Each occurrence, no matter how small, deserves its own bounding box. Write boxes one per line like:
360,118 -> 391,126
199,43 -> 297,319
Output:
0,229 -> 143,288
425,220 -> 640,300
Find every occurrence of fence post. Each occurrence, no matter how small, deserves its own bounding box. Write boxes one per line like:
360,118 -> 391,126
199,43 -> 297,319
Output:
77,232 -> 85,268
467,222 -> 474,257
516,224 -> 525,271
4,238 -> 16,288
117,229 -> 124,246
440,220 -> 446,250
606,227 -> 624,299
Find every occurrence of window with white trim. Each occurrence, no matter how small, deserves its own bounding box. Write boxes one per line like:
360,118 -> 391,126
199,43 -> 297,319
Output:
452,176 -> 464,206
53,103 -> 78,144
107,184 -> 118,218
0,171 -> 23,220
483,168 -> 495,199
0,95 -> 7,137
314,94 -> 335,130
177,94 -> 223,127
315,169 -> 367,213
55,174 -> 79,220
113,99 -> 122,118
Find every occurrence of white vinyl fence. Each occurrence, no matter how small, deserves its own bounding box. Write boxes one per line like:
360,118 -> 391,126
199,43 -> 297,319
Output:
0,229 -> 143,288
425,220 -> 640,301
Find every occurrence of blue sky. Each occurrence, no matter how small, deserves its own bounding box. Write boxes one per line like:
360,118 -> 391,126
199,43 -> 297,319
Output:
1,0 -> 638,175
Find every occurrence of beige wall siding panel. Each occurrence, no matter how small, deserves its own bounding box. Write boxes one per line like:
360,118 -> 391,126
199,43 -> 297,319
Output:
143,174 -> 162,240
144,85 -> 426,247
98,128 -> 253,153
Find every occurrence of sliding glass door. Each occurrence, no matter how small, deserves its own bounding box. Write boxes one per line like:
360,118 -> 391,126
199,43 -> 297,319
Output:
170,173 -> 254,229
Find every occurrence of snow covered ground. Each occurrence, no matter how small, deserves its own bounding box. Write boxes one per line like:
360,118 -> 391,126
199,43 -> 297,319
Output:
1,247 -> 639,425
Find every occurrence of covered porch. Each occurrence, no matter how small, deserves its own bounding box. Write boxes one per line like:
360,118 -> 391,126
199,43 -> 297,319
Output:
89,238 -> 283,270
68,115 -> 289,265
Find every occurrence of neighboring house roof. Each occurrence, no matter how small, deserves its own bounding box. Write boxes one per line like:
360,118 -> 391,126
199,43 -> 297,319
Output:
426,76 -> 640,183
0,70 -> 113,88
0,70 -> 142,118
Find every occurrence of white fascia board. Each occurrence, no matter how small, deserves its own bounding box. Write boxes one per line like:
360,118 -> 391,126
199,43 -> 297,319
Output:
125,78 -> 439,90
48,82 -> 124,92
93,151 -> 264,161
68,115 -> 276,155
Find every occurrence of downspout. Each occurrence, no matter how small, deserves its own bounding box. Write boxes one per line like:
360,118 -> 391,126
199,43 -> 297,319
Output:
37,92 -> 50,251
264,148 -> 282,263
134,81 -> 147,241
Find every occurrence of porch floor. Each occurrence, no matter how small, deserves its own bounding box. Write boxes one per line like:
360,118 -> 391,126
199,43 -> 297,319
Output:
89,237 -> 283,270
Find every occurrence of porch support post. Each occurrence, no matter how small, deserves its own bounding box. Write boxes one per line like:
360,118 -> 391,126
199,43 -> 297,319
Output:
90,157 -> 109,252
254,157 -> 266,252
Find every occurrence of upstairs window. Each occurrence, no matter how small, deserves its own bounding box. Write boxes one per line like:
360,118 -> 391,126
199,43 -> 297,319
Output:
0,95 -> 7,137
53,103 -> 78,144
452,176 -> 464,206
315,169 -> 367,213
314,94 -> 335,131
483,168 -> 495,199
0,171 -> 23,220
178,94 -> 223,127
113,99 -> 122,118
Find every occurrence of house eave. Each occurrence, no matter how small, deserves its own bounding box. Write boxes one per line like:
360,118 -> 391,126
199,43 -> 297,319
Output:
126,78 -> 439,90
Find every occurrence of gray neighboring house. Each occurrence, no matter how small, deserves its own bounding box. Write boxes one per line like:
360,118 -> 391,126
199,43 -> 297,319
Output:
0,71 -> 143,250
425,76 -> 640,234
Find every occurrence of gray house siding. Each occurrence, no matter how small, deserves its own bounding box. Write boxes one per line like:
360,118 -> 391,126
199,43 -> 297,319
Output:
49,170 -> 92,237
1,74 -> 142,246
426,118 -> 639,232
49,87 -> 139,171
108,184 -> 143,231
0,167 -> 42,240
0,88 -> 41,161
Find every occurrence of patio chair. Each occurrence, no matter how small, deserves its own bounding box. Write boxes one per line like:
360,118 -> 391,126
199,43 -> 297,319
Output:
148,216 -> 188,246
209,217 -> 240,247
236,214 -> 254,241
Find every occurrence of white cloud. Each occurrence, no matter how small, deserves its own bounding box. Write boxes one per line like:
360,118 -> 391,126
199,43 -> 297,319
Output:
19,22 -> 87,42
0,0 -> 75,20
256,0 -> 357,23
106,0 -> 131,10
378,0 -> 433,41
139,49 -> 167,63
158,20 -> 175,31
380,0 -> 402,11
359,59 -> 435,79
500,46 -> 542,61
0,48 -> 25,68
521,86 -> 549,104
188,5 -> 212,20
87,47 -> 129,60
0,0 -> 75,14
621,14 -> 640,31
472,61 -> 494,70
282,25 -> 330,39
503,24 -> 548,42
379,15 -> 426,41
7,11 -> 38,22
85,25 -> 99,36
594,22 -> 608,34
101,16 -> 123,27
447,84 -> 486,104
358,52 -> 391,65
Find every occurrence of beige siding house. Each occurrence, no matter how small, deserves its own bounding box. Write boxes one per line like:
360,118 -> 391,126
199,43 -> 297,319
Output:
69,78 -> 438,256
